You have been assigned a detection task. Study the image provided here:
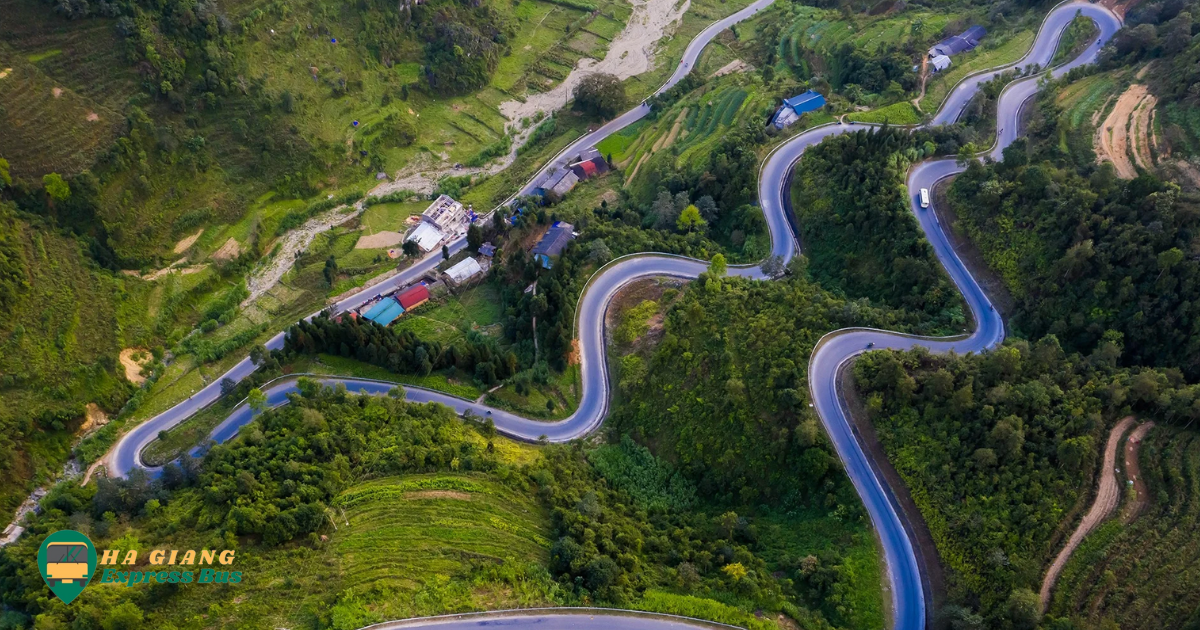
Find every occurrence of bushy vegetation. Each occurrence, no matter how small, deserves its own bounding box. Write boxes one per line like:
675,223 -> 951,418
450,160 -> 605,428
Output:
285,312 -> 519,386
791,127 -> 966,335
855,338 -> 1200,629
947,107 -> 1200,378
1,379 -> 879,629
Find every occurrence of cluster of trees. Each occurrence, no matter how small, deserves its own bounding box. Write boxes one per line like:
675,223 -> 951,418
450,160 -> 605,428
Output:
828,43 -> 918,96
948,126 -> 1200,378
629,119 -> 771,257
610,268 -> 915,507
285,312 -> 519,385
491,233 -> 577,372
791,127 -> 968,335
419,1 -> 511,94
573,73 -> 627,119
854,337 -> 1200,628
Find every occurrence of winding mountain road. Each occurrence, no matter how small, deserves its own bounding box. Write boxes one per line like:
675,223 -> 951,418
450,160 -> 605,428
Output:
109,3 -> 1121,629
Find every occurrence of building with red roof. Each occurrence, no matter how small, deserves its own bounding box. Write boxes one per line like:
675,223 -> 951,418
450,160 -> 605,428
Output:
397,284 -> 430,310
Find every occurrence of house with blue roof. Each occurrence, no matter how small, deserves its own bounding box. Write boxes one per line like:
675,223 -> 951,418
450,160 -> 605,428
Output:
772,91 -> 826,129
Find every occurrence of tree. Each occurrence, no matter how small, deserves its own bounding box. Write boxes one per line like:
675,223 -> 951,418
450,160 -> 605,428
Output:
42,173 -> 70,202
102,602 -> 144,630
588,238 -> 613,262
709,253 -> 727,277
0,157 -> 10,190
957,142 -> 978,166
1007,588 -> 1041,630
676,204 -> 707,233
220,377 -> 237,397
402,240 -> 420,257
572,73 -> 626,119
249,344 -> 266,365
695,195 -> 719,222
467,223 -> 483,252
722,562 -> 748,581
652,189 -> 677,229
323,256 -> 338,286
442,244 -> 450,260
248,388 -> 267,413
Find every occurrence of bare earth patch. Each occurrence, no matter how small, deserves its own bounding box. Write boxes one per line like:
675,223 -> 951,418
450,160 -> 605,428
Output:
1096,84 -> 1155,179
355,230 -> 405,249
1040,416 -> 1136,610
173,228 -> 204,254
211,237 -> 241,261
85,111 -> 99,122
80,403 -> 110,435
51,87 -> 62,98
119,348 -> 152,385
404,490 -> 472,500
710,59 -> 753,78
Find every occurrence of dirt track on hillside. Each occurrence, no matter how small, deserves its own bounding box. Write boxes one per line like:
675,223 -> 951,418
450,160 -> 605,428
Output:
1121,421 -> 1155,522
1040,416 -> 1136,609
1096,84 -> 1156,179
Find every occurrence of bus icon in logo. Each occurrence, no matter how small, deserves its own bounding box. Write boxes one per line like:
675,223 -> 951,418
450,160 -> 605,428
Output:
37,530 -> 97,604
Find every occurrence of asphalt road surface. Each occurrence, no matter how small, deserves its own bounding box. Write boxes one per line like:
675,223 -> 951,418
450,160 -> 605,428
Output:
110,2 -> 1121,628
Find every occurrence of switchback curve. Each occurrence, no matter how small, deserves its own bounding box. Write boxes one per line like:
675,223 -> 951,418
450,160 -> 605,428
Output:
110,4 -> 1122,629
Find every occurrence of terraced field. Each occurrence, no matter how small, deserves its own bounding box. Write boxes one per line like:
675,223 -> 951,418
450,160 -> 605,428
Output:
332,474 -> 552,596
599,75 -> 775,183
1048,427 -> 1200,629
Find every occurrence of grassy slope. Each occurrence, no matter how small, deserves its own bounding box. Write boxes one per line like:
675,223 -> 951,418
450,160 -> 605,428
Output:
921,30 -> 1036,111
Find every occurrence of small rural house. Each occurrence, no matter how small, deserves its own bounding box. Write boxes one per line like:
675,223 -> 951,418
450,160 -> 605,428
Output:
531,222 -> 575,269
928,26 -> 986,57
538,167 -> 579,198
931,55 -> 952,72
772,91 -> 826,129
479,242 -> 497,258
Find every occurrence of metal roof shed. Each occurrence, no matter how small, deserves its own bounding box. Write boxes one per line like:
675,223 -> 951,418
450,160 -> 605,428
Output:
445,257 -> 483,284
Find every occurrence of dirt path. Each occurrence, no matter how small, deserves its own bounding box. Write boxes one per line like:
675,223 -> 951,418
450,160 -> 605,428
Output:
1121,421 -> 1155,522
1040,416 -> 1137,610
1130,92 -> 1157,171
1096,84 -> 1155,179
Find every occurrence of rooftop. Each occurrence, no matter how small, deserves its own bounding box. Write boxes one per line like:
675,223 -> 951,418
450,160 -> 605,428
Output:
532,222 -> 576,258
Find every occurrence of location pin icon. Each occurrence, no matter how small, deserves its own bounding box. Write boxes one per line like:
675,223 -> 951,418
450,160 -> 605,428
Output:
37,530 -> 97,605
